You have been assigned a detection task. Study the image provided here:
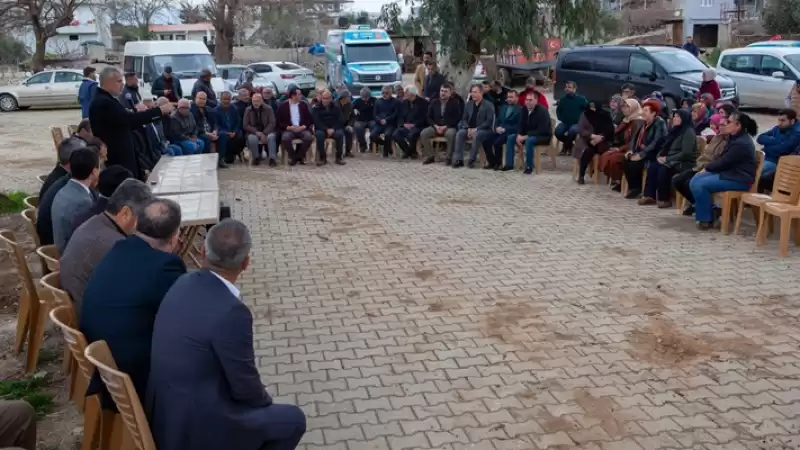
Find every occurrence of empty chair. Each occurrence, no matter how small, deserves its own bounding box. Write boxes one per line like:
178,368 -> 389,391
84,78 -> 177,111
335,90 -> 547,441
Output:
36,245 -> 60,272
37,174 -> 48,184
737,155 -> 800,236
0,230 -> 44,373
23,196 -> 38,210
85,340 -> 156,450
712,150 -> 766,234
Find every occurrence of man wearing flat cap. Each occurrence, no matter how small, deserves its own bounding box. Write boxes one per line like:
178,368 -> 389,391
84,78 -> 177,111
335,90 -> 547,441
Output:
118,72 -> 143,111
151,66 -> 183,103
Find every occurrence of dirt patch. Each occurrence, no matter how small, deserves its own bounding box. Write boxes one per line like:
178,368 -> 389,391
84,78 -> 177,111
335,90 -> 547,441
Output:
437,197 -> 481,206
300,192 -> 347,205
599,245 -> 642,257
762,294 -> 788,305
628,317 -> 765,366
414,269 -> 435,281
481,300 -> 548,343
574,389 -> 625,437
385,241 -> 410,251
615,291 -> 667,316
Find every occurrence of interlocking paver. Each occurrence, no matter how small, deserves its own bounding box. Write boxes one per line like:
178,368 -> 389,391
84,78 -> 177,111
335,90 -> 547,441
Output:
222,156 -> 800,448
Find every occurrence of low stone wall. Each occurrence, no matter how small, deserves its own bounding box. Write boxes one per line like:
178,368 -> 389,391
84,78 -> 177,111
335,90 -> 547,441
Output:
0,66 -> 27,84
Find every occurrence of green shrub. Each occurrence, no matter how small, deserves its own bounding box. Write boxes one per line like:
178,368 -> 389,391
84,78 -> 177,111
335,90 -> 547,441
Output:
0,377 -> 55,417
0,191 -> 29,214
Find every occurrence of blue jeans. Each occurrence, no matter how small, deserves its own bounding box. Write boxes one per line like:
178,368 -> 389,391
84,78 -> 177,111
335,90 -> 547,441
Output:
689,172 -> 750,223
554,123 -> 579,148
504,135 -> 539,170
165,144 -> 183,156
762,160 -> 777,176
178,139 -> 204,154
199,135 -> 215,154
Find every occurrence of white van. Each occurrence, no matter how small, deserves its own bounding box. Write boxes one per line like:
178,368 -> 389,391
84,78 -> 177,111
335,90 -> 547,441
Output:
123,41 -> 226,100
717,46 -> 800,109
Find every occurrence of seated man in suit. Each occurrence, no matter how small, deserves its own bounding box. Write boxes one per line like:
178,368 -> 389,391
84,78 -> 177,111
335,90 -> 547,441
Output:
73,165 -> 134,230
276,86 -> 314,165
504,90 -> 553,174
215,92 -> 245,166
312,89 -> 346,165
370,85 -> 400,157
61,179 -> 152,315
51,148 -> 100,252
40,138 -> 85,200
191,91 -> 219,158
392,85 -> 429,159
81,198 -> 186,410
483,89 -> 521,170
452,84 -> 496,168
147,219 -> 306,450
420,82 -> 462,165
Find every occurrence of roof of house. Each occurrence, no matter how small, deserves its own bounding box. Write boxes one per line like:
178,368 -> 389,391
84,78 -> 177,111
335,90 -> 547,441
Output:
148,23 -> 214,33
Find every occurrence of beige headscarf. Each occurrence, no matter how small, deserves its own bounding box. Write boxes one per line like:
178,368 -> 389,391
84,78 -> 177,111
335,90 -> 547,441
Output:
622,98 -> 643,123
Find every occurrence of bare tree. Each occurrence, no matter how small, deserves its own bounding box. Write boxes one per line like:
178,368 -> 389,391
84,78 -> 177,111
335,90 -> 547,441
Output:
203,0 -> 238,63
118,0 -> 169,38
178,0 -> 206,24
0,0 -> 92,72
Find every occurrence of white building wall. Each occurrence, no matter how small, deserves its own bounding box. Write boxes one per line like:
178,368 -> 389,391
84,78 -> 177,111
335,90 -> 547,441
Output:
11,4 -> 111,55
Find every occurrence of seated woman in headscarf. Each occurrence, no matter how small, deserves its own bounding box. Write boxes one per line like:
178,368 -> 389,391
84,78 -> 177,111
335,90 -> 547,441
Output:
700,113 -> 723,142
573,101 -> 615,184
600,98 -> 643,191
639,108 -> 698,208
691,102 -> 710,135
622,99 -> 668,199
690,111 -> 758,230
646,91 -> 670,120
673,114 -> 731,216
609,94 -> 624,126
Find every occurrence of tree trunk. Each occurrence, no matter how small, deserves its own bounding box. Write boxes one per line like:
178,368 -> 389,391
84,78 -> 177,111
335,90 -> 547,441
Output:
214,27 -> 234,63
31,29 -> 47,73
437,54 -> 477,97
479,55 -> 498,83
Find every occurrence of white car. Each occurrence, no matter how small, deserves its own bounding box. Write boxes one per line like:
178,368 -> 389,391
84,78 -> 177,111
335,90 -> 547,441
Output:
0,69 -> 84,112
717,46 -> 800,109
247,61 -> 316,95
218,64 -> 248,92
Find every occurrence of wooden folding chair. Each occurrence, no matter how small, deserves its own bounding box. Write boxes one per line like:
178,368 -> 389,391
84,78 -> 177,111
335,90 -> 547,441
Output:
739,155 -> 800,237
431,137 -> 448,162
676,137 -> 708,214
39,271 -> 75,376
37,174 -> 47,184
23,196 -> 38,210
532,118 -> 559,174
20,209 -> 49,274
713,150 -> 765,234
50,306 -> 107,450
85,341 -> 156,450
68,124 -> 79,135
51,127 -> 65,151
36,245 -> 60,272
0,230 -> 43,373
571,155 -> 600,184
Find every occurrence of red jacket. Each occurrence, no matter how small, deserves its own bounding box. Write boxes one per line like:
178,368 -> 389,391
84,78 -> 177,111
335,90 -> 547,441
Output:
697,80 -> 721,101
518,88 -> 549,110
276,100 -> 314,132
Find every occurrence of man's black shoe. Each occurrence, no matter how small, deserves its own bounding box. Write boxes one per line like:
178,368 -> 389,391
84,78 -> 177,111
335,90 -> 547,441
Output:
501,166 -> 513,171
268,159 -> 277,167
422,157 -> 435,165
452,161 -> 464,168
335,159 -> 346,165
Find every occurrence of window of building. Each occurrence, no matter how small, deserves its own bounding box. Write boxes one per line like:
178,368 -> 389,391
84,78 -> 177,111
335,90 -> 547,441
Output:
700,0 -> 713,6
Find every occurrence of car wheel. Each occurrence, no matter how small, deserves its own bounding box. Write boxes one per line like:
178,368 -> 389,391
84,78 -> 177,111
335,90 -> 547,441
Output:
498,68 -> 511,87
0,94 -> 19,112
665,96 -> 677,112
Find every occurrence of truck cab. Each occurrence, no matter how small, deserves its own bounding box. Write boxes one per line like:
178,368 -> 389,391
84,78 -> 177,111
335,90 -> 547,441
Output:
326,26 -> 403,95
123,40 -> 226,100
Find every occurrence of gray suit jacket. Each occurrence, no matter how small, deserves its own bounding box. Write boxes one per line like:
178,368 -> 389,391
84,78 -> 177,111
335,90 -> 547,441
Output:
51,180 -> 96,252
460,98 -> 495,132
59,212 -> 126,315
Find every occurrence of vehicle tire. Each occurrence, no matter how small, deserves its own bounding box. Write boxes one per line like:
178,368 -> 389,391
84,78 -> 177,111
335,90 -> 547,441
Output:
665,96 -> 677,112
498,68 -> 511,87
0,94 -> 19,112
18,106 -> 30,110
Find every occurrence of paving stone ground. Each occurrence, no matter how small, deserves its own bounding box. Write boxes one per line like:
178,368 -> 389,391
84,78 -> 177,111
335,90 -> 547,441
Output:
222,154 -> 800,450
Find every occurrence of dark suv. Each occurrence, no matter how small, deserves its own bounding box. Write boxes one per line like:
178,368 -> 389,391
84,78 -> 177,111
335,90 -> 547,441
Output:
554,45 -> 738,109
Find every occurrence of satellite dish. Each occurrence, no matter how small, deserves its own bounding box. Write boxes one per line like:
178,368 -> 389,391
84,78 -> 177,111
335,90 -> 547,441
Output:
337,16 -> 349,29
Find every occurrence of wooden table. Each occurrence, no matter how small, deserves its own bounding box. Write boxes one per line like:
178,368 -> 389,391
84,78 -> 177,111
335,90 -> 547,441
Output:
147,154 -> 219,195
159,191 -> 220,266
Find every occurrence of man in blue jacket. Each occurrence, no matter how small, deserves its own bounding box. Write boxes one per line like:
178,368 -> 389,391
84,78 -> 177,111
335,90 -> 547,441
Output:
756,108 -> 800,176
215,92 -> 244,165
371,85 -> 400,157
78,66 -> 97,119
555,81 -> 587,155
483,90 -> 521,170
191,91 -> 219,163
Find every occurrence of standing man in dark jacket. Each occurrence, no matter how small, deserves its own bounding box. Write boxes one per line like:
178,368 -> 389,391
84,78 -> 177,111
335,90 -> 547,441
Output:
90,67 -> 172,180
392,86 -> 429,158
78,67 -> 98,119
453,84 -> 496,168
150,66 -> 182,103
420,82 -> 462,164
312,89 -> 345,165
80,198 -> 186,411
353,88 -> 375,152
191,69 -> 218,108
683,36 -> 700,58
371,85 -> 400,157
484,90 -> 521,170
118,72 -> 143,111
505,91 -> 552,174
422,62 -> 445,101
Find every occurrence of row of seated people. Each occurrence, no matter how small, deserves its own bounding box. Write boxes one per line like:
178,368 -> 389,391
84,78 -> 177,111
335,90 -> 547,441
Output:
33,147 -> 307,448
571,92 -> 759,230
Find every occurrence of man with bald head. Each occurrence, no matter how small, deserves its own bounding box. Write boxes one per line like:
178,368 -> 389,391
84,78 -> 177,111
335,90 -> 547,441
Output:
392,85 -> 428,158
171,98 -> 204,154
243,92 -> 277,166
311,89 -> 345,165
90,66 -> 172,179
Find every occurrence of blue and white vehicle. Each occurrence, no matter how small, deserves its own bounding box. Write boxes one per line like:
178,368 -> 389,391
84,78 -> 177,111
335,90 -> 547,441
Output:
326,26 -> 403,95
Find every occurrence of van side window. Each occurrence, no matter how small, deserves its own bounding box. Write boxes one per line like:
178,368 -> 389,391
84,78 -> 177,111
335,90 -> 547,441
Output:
561,53 -> 592,71
760,55 -> 795,79
720,54 -> 761,75
629,53 -> 655,76
123,56 -> 134,73
592,52 -> 628,74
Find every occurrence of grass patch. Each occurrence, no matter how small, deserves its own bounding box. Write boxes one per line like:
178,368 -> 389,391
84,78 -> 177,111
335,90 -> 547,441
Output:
0,376 -> 55,417
0,191 -> 30,214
